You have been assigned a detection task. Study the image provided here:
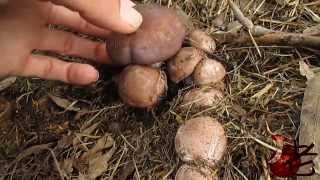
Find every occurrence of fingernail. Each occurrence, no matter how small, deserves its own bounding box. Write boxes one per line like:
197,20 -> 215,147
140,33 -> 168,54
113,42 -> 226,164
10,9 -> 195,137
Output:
84,66 -> 99,83
120,0 -> 143,29
95,70 -> 100,82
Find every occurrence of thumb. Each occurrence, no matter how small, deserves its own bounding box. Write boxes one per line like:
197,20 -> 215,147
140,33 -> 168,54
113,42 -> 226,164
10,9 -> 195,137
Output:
47,0 -> 143,34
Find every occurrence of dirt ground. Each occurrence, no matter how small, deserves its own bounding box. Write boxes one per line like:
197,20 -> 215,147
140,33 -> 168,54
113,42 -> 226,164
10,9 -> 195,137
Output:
1,0 -> 320,179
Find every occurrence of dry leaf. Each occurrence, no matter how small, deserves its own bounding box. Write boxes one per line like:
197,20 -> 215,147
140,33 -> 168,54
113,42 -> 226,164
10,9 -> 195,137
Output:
81,135 -> 114,160
86,144 -> 116,179
48,94 -> 80,112
299,60 -> 315,80
0,77 -> 16,92
59,134 -> 116,180
59,159 -> 74,177
79,135 -> 116,180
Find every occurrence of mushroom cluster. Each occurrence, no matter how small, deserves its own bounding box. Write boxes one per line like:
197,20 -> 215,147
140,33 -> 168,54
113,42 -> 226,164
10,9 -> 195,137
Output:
105,3 -> 227,109
103,4 -> 228,179
175,116 -> 227,179
171,32 -> 226,110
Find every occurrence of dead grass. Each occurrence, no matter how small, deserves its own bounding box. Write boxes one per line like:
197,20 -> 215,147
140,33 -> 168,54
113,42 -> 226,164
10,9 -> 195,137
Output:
1,0 -> 320,179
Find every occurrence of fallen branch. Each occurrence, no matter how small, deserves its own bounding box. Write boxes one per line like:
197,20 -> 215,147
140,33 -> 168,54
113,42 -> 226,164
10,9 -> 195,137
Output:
219,0 -> 320,49
235,31 -> 320,49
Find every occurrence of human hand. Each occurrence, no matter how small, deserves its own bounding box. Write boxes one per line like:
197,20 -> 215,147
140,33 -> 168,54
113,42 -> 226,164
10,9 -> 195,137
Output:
0,0 -> 142,85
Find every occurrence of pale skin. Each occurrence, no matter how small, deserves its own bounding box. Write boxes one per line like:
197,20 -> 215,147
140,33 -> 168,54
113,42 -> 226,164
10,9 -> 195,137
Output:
0,0 -> 143,85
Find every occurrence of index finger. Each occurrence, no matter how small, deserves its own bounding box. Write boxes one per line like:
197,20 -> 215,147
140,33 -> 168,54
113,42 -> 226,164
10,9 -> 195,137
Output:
45,0 -> 143,34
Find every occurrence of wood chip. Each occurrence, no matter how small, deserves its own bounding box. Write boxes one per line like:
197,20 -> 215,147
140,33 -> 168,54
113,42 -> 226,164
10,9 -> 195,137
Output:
298,72 -> 320,180
0,77 -> 16,92
299,60 -> 315,80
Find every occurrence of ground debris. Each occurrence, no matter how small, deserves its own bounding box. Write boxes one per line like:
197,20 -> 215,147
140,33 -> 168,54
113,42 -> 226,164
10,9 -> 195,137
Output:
299,60 -> 315,81
59,134 -> 116,180
14,143 -> 53,162
48,94 -> 81,112
304,24 -> 320,36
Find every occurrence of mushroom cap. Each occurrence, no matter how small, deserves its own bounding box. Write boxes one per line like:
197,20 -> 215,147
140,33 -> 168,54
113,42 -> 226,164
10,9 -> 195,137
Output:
105,4 -> 186,66
175,164 -> 218,180
175,116 -> 227,167
181,87 -> 224,108
118,65 -> 167,108
189,30 -> 216,54
193,59 -> 226,86
167,47 -> 203,83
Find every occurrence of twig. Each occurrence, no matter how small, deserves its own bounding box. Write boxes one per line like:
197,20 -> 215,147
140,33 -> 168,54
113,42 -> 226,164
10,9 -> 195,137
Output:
227,0 -> 253,29
225,0 -> 320,49
249,135 -> 279,152
235,32 -> 320,49
133,157 -> 141,180
261,156 -> 271,180
47,148 -> 65,180
248,29 -> 262,57
109,144 -> 127,180
120,134 -> 137,151
232,164 -> 249,180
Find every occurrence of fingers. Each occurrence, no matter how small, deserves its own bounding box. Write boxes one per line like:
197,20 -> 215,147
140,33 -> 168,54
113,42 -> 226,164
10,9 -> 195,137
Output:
47,0 -> 142,34
20,55 -> 99,85
39,29 -> 109,64
48,5 -> 111,37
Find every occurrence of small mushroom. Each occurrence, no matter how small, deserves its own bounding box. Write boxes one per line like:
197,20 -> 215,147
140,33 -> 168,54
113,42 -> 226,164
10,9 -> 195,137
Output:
175,164 -> 218,180
118,65 -> 167,108
180,87 -> 224,109
105,4 -> 186,66
189,30 -> 216,54
175,116 -> 227,167
0,97 -> 12,130
193,59 -> 226,86
167,47 -> 203,83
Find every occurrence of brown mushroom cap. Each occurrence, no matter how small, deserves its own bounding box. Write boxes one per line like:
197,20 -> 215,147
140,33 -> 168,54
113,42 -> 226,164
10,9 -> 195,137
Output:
167,47 -> 203,83
193,59 -> 226,86
189,30 -> 216,54
180,87 -> 224,108
175,164 -> 218,180
105,4 -> 186,66
175,116 -> 227,167
118,65 -> 167,108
